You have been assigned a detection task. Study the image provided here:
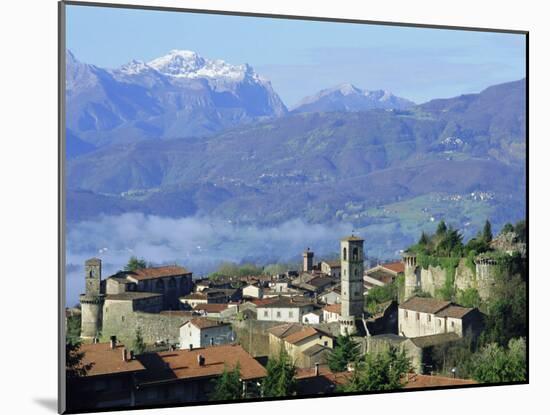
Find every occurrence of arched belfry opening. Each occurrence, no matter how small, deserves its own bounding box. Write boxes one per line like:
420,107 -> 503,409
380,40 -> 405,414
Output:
353,247 -> 359,261
343,247 -> 347,261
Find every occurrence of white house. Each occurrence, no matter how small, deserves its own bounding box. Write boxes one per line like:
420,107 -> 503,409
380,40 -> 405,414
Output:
398,297 -> 483,338
243,284 -> 263,299
179,318 -> 234,350
322,303 -> 341,323
256,296 -> 316,323
302,310 -> 322,325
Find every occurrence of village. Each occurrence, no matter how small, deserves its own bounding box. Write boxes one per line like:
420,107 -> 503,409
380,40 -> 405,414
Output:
65,221 -> 527,411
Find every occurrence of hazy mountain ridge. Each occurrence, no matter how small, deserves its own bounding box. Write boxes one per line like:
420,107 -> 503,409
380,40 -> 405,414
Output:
67,78 -> 526,234
292,83 -> 415,113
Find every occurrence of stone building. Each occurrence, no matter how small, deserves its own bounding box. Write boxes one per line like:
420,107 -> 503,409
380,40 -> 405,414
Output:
268,323 -> 334,368
303,248 -> 314,272
79,258 -> 194,345
320,260 -> 341,278
339,235 -> 365,335
398,296 -> 483,338
179,318 -> 234,350
134,344 -> 266,405
256,296 -> 317,323
67,338 -> 146,411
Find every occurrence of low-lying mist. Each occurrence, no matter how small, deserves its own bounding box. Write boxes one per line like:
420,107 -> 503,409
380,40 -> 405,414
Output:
65,213 -> 356,306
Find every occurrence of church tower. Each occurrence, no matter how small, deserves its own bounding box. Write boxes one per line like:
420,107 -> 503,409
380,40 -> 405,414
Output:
80,258 -> 105,340
339,235 -> 364,335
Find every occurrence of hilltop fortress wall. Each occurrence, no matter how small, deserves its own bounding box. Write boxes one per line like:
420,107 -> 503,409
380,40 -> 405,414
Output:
403,254 -> 501,301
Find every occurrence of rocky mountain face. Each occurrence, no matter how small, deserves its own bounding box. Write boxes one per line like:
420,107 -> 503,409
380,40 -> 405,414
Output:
292,83 -> 415,113
65,50 -> 287,154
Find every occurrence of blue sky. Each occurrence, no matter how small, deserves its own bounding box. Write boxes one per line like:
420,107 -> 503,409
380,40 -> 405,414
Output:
66,4 -> 526,106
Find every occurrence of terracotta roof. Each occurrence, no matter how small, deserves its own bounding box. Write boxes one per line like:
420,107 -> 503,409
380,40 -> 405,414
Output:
139,344 -> 266,383
404,373 -> 476,389
78,343 -> 146,377
193,303 -> 229,313
365,269 -> 395,285
380,261 -> 405,274
323,303 -> 341,314
255,296 -> 313,309
129,265 -> 191,281
268,323 -> 304,339
302,344 -> 330,356
250,297 -> 279,307
284,327 -> 320,345
435,305 -> 475,319
399,297 -> 451,314
180,292 -> 207,300
105,292 -> 162,301
183,318 -> 230,330
295,366 -> 353,395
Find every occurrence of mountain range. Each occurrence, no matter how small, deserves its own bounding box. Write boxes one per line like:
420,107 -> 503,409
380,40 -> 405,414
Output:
65,49 -> 526,258
291,83 -> 415,113
66,49 -> 287,154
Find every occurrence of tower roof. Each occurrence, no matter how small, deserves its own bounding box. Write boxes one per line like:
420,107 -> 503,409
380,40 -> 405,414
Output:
341,235 -> 364,242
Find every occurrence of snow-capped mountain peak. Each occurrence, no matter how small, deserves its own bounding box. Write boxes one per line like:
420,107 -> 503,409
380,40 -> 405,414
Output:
144,49 -> 258,82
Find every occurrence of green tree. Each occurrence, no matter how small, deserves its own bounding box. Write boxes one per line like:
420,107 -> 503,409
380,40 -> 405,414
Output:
328,334 -> 361,372
501,223 -> 514,234
514,220 -> 526,242
482,274 -> 526,346
132,327 -> 146,355
341,347 -> 411,392
418,231 -> 429,246
210,364 -> 242,401
262,348 -> 297,398
125,256 -> 147,272
456,288 -> 482,308
436,220 -> 448,236
66,313 -> 81,344
66,340 -> 93,379
482,220 -> 493,243
471,338 -> 526,383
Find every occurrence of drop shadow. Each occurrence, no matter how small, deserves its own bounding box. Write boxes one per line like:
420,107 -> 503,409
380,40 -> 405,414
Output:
34,398 -> 57,413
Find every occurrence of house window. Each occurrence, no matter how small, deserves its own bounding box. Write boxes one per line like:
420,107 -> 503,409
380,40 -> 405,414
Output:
405,311 -> 408,318
324,341 -> 328,346
427,315 -> 431,322
451,321 -> 455,328
289,311 -> 294,318
438,319 -> 442,326
276,311 -> 281,318
264,310 -> 268,317
416,312 -> 420,321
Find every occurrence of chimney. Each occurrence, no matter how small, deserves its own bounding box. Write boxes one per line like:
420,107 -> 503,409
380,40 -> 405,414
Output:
110,335 -> 117,349
197,354 -> 205,366
315,363 -> 320,376
122,347 -> 127,362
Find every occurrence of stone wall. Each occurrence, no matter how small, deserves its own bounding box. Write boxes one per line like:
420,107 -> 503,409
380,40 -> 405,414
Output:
231,320 -> 283,357
101,304 -> 192,347
419,266 -> 447,297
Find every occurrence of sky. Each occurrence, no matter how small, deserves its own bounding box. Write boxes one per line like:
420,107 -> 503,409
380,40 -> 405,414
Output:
66,4 -> 526,110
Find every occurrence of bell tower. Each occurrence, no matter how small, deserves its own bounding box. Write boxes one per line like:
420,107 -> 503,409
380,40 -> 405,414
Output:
80,258 -> 105,341
339,235 -> 364,335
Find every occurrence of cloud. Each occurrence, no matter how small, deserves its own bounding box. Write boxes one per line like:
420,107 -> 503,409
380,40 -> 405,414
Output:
65,213 -> 354,305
